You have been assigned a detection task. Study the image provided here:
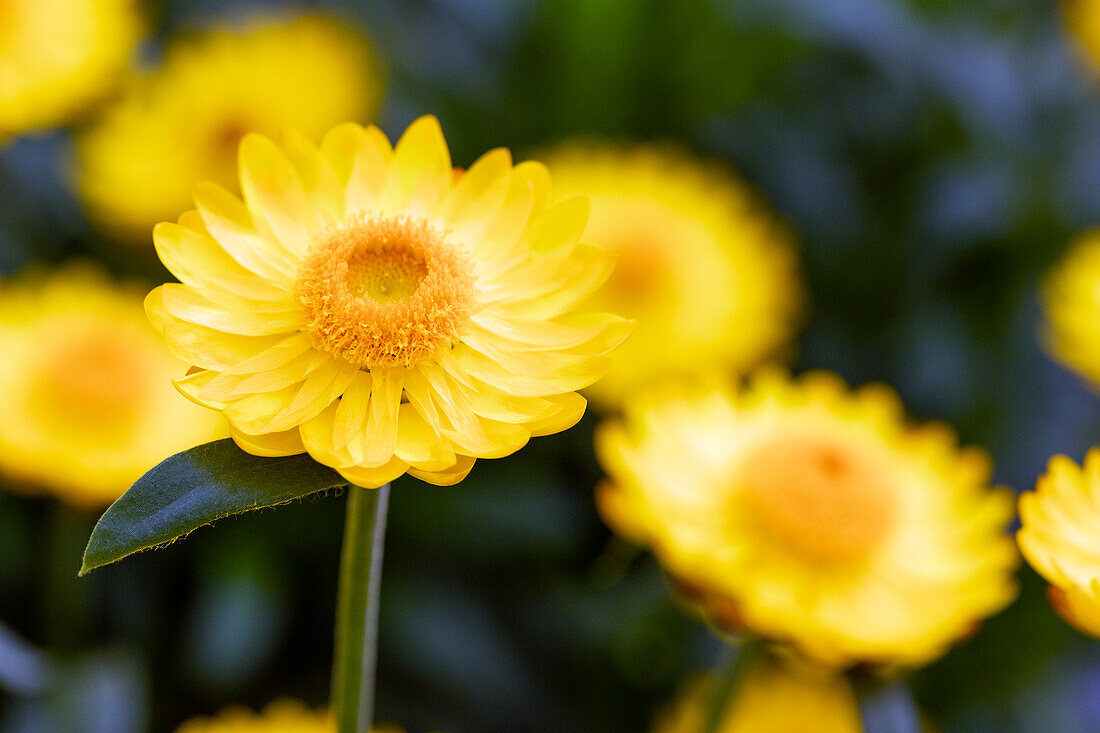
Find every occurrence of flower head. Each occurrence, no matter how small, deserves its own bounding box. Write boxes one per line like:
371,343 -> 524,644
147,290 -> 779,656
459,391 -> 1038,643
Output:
1066,0 -> 1100,74
1042,231 -> 1100,387
654,656 -> 863,733
596,371 -> 1018,667
76,14 -> 381,238
1018,450 -> 1100,638
543,145 -> 801,407
0,0 -> 140,139
0,266 -> 225,507
146,116 -> 629,488
174,700 -> 406,733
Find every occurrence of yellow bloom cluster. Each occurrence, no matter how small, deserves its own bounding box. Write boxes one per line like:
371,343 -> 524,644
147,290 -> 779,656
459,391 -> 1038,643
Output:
1018,450 -> 1100,638
1066,0 -> 1100,73
0,0 -> 140,139
543,145 -> 801,408
1042,231 -> 1100,387
653,656 -> 863,733
77,14 -> 382,239
174,699 -> 406,733
0,266 -> 225,507
597,371 -> 1018,667
147,116 -> 629,488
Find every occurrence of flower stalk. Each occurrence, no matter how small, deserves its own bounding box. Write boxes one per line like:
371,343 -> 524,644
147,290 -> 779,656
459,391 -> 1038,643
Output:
332,483 -> 390,733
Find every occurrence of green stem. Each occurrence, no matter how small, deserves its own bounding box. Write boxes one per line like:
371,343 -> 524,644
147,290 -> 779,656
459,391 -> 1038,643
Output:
701,639 -> 762,733
332,484 -> 390,733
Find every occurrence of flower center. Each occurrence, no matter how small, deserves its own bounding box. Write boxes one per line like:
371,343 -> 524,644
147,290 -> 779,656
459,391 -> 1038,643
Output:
30,330 -> 149,438
737,430 -> 897,565
297,214 -> 476,368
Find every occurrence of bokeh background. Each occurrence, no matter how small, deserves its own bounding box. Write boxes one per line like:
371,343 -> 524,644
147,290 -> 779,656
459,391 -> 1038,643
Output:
4,0 -> 1100,731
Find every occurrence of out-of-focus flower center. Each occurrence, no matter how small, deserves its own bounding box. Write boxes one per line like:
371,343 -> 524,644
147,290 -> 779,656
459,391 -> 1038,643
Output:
737,430 -> 896,565
600,225 -> 669,305
297,213 -> 476,368
30,331 -> 146,436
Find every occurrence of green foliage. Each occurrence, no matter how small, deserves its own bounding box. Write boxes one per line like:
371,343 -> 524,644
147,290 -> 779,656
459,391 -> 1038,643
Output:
80,440 -> 347,575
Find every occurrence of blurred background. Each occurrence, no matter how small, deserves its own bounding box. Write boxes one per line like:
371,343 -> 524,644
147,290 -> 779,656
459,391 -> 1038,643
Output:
3,0 -> 1100,731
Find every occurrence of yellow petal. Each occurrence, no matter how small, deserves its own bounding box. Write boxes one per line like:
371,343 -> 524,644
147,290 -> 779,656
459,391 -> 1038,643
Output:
489,243 -> 615,319
527,392 -> 587,437
379,115 -> 451,215
277,128 -> 345,222
470,311 -> 629,351
199,351 -> 325,401
526,195 -> 589,254
147,288 -> 286,370
394,403 -> 456,471
153,220 -> 290,301
239,133 -> 332,256
301,402 -> 355,466
217,332 -> 316,376
193,181 -> 298,283
407,454 -> 476,486
338,458 -> 409,488
460,328 -> 612,387
436,147 -> 511,226
332,371 -> 372,449
348,368 -> 403,465
342,124 -> 393,214
230,425 -> 306,457
470,162 -> 551,277
159,283 -> 303,336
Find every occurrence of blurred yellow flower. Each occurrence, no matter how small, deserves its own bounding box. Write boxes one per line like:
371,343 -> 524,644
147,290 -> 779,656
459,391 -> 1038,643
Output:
543,145 -> 801,408
653,656 -> 862,733
596,371 -> 1018,667
0,265 -> 225,508
1066,0 -> 1100,73
174,699 -> 406,733
0,0 -> 140,139
146,116 -> 629,488
1018,450 -> 1100,638
1041,232 -> 1100,386
76,14 -> 382,239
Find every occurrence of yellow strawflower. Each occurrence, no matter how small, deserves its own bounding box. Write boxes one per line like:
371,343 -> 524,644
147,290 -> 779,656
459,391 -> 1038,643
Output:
1066,0 -> 1100,73
0,265 -> 225,508
653,656 -> 863,733
0,0 -> 140,139
1042,231 -> 1100,386
146,116 -> 629,488
76,14 -> 382,239
542,145 -> 801,408
596,371 -> 1018,667
1018,450 -> 1100,638
174,700 -> 407,733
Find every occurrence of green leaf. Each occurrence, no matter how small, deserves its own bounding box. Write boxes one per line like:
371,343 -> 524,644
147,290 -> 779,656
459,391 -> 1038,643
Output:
80,439 -> 347,575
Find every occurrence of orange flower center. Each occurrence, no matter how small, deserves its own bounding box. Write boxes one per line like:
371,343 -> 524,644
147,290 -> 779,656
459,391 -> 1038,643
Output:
737,431 -> 897,565
297,214 -> 476,368
30,330 -> 149,438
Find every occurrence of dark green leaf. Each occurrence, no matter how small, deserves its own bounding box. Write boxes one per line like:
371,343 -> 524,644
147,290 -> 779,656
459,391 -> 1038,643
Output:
80,439 -> 346,575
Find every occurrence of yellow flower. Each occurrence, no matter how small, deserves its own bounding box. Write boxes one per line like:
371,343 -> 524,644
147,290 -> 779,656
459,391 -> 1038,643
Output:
145,116 -> 629,489
1041,231 -> 1100,387
173,699 -> 407,733
0,265 -> 225,508
653,656 -> 863,733
1017,450 -> 1100,638
596,371 -> 1018,667
0,0 -> 140,139
76,14 -> 382,239
1066,0 -> 1100,73
542,145 -> 801,407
